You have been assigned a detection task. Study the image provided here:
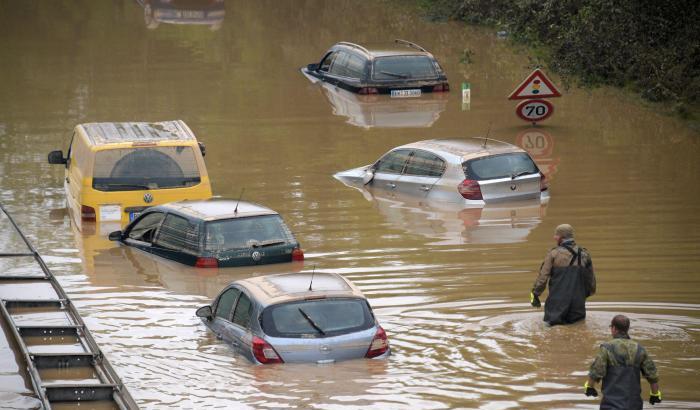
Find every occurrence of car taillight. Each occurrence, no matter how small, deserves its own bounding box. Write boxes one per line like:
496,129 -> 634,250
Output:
433,83 -> 450,92
195,257 -> 218,268
365,326 -> 389,358
358,87 -> 378,95
292,247 -> 304,261
80,205 -> 96,222
540,173 -> 548,192
458,179 -> 483,200
252,336 -> 283,364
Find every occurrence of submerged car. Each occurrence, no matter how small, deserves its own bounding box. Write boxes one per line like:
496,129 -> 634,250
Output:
48,120 -> 212,228
334,138 -> 549,204
108,198 -> 304,268
196,272 -> 390,364
302,39 -> 449,96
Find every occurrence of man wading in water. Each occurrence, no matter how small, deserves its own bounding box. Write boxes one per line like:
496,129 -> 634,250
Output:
584,315 -> 662,408
529,224 -> 596,325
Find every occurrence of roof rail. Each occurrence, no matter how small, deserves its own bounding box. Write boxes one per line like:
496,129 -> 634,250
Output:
394,39 -> 427,52
337,41 -> 370,55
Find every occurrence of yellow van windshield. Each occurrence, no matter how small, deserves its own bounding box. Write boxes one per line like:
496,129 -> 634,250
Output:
92,146 -> 201,191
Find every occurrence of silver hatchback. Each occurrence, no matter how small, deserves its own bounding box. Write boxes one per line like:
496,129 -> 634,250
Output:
334,138 -> 549,204
196,272 -> 390,364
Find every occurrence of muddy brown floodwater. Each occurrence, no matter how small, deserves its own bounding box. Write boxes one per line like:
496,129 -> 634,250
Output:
1,0 -> 700,409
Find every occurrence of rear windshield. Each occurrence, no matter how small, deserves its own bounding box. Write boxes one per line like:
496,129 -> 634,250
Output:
261,298 -> 374,338
463,153 -> 539,181
372,56 -> 437,80
92,146 -> 200,191
204,215 -> 295,251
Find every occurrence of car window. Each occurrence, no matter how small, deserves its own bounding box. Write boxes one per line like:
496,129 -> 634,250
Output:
319,51 -> 337,72
329,51 -> 349,76
372,55 -> 437,80
375,149 -> 411,174
231,293 -> 252,328
344,53 -> 366,79
463,152 -> 539,180
215,287 -> 241,321
127,212 -> 165,242
204,215 -> 294,251
403,150 -> 446,177
261,298 -> 373,338
92,146 -> 201,192
153,214 -> 199,253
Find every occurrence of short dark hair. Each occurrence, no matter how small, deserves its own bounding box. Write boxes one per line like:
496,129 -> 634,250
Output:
611,315 -> 630,333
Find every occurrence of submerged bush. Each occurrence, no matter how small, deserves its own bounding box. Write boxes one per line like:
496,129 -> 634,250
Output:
419,0 -> 700,106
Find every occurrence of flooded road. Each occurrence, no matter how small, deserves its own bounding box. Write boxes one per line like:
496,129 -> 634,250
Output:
1,0 -> 700,408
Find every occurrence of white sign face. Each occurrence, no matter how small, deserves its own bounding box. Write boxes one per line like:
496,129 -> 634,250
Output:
516,99 -> 554,122
99,205 -> 122,221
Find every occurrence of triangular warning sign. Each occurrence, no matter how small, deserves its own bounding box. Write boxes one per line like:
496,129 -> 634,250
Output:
508,69 -> 561,100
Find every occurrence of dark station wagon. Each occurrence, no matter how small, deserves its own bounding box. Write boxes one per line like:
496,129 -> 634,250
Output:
109,198 -> 304,268
302,39 -> 449,96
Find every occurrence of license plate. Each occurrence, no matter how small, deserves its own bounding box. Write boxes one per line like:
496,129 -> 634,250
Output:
391,89 -> 421,98
129,212 -> 141,222
182,11 -> 205,18
99,205 -> 121,222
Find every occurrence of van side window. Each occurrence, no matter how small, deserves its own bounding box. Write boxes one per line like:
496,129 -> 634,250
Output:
403,150 -> 446,177
154,214 -> 198,253
319,52 -> 337,72
127,212 -> 165,243
375,149 -> 412,174
215,288 -> 241,321
231,293 -> 252,328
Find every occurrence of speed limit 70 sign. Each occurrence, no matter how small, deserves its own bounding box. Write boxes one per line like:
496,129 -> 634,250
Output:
516,99 -> 554,122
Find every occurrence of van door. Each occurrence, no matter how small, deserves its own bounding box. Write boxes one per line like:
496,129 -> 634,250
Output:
397,149 -> 445,197
369,149 -> 411,197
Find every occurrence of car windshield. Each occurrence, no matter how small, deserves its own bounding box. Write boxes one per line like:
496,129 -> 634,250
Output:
92,146 -> 201,191
261,298 -> 373,338
372,55 -> 437,80
204,215 -> 294,251
463,152 -> 539,181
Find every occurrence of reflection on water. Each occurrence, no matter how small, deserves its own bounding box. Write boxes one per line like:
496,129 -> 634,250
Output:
304,71 -> 448,129
1,0 -> 700,408
137,0 -> 225,30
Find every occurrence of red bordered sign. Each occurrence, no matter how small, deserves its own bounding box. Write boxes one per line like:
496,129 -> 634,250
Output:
516,99 -> 554,122
508,69 -> 561,100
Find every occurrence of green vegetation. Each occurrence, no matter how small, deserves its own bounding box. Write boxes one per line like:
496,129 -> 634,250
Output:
418,0 -> 700,118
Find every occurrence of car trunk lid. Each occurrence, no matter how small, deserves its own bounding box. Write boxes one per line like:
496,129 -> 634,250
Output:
265,326 -> 377,363
478,174 -> 542,202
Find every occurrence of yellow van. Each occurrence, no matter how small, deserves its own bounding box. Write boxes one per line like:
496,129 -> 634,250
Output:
48,121 -> 213,228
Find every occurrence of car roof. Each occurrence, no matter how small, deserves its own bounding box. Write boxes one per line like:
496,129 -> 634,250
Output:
397,138 -> 526,162
334,40 -> 434,58
158,198 -> 278,221
78,120 -> 196,146
236,272 -> 366,307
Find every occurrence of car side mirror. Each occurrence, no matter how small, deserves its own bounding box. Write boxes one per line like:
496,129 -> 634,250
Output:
198,141 -> 206,157
108,230 -> 123,241
362,169 -> 375,185
196,305 -> 213,320
307,63 -> 319,71
48,150 -> 67,165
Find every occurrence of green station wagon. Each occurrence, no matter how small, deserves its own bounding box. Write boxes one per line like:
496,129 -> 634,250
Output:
109,198 -> 304,268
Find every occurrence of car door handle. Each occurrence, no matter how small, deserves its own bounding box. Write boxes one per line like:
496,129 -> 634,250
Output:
65,177 -> 69,184
386,183 -> 396,189
420,185 -> 431,191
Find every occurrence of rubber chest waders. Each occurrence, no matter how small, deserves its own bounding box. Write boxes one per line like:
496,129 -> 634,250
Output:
543,246 -> 588,325
601,343 -> 644,410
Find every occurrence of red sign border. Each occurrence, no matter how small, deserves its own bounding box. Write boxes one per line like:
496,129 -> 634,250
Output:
516,99 -> 554,122
508,69 -> 562,100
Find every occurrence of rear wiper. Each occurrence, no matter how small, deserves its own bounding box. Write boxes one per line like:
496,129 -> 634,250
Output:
298,308 -> 326,335
380,70 -> 409,79
95,183 -> 153,190
252,239 -> 286,248
511,171 -> 534,179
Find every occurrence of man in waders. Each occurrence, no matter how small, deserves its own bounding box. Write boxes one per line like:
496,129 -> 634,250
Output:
529,224 -> 596,325
584,315 -> 662,408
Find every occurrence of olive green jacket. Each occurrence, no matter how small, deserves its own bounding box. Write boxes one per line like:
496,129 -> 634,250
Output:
532,239 -> 595,297
588,335 -> 659,384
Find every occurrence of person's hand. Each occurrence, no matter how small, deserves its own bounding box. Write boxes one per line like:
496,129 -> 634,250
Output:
649,390 -> 662,404
584,381 -> 598,397
530,292 -> 541,308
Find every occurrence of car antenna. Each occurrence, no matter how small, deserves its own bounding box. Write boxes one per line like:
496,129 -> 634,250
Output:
482,122 -> 492,148
308,265 -> 316,291
233,188 -> 245,214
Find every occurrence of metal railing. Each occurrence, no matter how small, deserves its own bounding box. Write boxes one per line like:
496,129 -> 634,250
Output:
0,203 -> 138,409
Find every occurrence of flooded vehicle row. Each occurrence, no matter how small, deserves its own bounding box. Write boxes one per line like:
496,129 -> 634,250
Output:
2,0 -> 700,408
